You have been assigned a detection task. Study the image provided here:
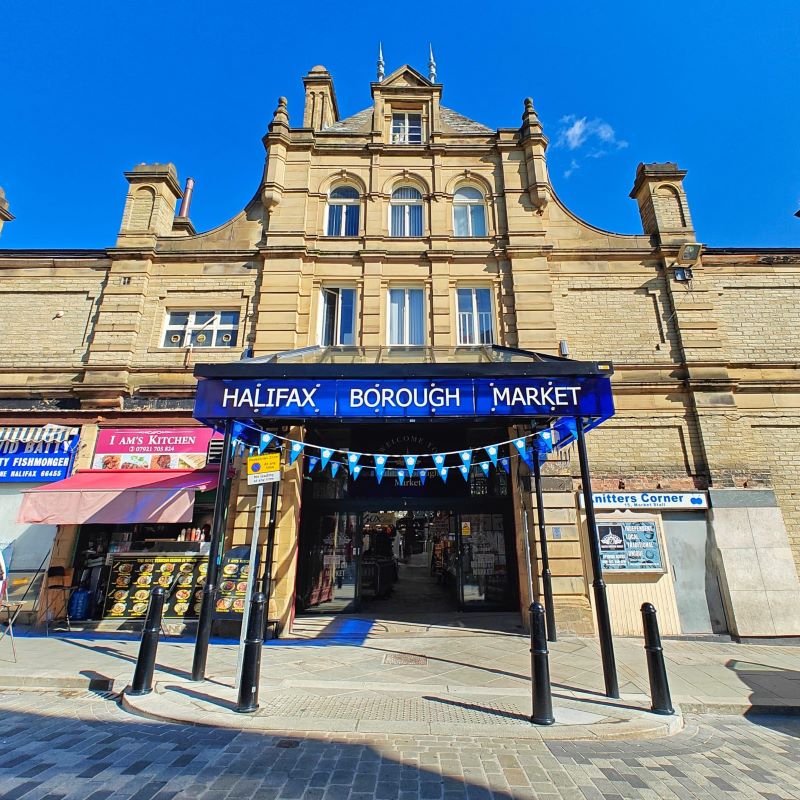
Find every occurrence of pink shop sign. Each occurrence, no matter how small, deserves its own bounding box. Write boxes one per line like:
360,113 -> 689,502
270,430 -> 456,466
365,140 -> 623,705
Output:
92,427 -> 220,471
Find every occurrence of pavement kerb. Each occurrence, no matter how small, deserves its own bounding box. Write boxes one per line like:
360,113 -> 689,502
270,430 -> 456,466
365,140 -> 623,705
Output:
118,679 -> 685,741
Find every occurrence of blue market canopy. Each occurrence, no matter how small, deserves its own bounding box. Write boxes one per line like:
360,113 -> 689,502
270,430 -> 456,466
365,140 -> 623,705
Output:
193,346 -> 614,443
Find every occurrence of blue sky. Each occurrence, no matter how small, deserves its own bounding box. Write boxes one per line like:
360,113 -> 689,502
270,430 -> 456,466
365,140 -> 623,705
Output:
1,1 -> 798,249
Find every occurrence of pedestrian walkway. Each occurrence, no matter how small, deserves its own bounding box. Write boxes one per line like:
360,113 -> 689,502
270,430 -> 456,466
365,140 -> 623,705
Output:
2,614 -> 799,740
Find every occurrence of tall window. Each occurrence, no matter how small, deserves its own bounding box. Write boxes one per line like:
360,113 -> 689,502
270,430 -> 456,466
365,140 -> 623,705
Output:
453,187 -> 487,237
391,113 -> 422,144
456,288 -> 492,345
390,187 -> 423,237
320,288 -> 356,346
326,186 -> 360,236
163,310 -> 239,348
388,288 -> 425,346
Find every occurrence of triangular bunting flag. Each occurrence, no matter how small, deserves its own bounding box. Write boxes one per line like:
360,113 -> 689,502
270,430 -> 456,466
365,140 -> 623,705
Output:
397,469 -> 405,486
433,453 -> 446,470
459,464 -> 470,481
418,469 -> 427,485
289,440 -> 305,465
330,462 -> 340,478
404,455 -> 418,478
459,450 -> 472,472
513,438 -> 527,457
352,464 -> 362,480
439,467 -> 449,482
485,445 -> 498,467
347,452 -> 361,475
259,432 -> 274,453
307,456 -> 319,473
500,457 -> 510,472
480,462 -> 490,477
374,455 -> 387,483
320,448 -> 333,470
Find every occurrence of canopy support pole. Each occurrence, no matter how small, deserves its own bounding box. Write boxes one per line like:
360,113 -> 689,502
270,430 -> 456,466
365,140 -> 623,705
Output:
532,453 -> 557,642
192,419 -> 234,681
575,416 -> 619,699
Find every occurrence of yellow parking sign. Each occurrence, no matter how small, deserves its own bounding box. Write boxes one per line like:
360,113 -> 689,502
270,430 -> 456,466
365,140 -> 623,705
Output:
247,452 -> 281,485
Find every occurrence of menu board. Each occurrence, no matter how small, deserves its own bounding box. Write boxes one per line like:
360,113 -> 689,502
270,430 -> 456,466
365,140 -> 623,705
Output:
104,555 -> 206,619
598,521 -> 664,573
92,427 -> 219,471
213,546 -> 251,620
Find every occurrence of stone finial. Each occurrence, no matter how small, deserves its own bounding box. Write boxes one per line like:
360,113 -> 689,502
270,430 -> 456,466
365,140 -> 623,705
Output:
0,186 -> 13,240
272,96 -> 289,127
428,44 -> 437,82
377,43 -> 385,82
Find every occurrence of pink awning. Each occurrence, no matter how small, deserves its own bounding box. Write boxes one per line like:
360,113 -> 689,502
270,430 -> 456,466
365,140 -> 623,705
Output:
17,468 -> 219,525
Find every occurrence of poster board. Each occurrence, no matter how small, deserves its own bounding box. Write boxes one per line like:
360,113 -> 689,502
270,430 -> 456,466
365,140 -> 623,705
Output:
597,520 -> 665,573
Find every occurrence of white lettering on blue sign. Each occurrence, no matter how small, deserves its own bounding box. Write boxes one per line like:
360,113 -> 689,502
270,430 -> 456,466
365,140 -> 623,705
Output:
222,386 -> 319,410
349,386 -> 460,410
492,385 -> 580,407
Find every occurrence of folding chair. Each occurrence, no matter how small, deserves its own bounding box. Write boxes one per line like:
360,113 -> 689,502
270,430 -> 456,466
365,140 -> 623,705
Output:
0,551 -> 22,662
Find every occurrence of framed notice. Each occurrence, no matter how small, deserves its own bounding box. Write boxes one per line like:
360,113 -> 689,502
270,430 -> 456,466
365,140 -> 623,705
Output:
597,520 -> 664,573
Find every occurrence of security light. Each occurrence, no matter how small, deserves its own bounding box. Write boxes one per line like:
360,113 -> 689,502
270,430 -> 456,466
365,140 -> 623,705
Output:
676,243 -> 703,265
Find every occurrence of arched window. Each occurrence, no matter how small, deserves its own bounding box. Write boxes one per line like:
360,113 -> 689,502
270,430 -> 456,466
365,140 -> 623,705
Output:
453,186 -> 487,237
390,187 -> 423,237
326,186 -> 360,236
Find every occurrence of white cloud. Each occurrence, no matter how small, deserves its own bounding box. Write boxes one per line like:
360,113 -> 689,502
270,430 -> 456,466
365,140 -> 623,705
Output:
557,115 -> 628,153
564,159 -> 580,179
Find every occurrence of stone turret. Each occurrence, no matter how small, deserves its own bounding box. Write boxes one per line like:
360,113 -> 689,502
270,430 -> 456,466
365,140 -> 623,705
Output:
0,187 -> 13,240
630,162 -> 695,246
117,163 -> 183,244
302,65 -> 339,131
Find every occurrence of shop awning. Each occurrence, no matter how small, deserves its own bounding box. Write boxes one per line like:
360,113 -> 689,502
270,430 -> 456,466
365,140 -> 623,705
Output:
16,468 -> 219,526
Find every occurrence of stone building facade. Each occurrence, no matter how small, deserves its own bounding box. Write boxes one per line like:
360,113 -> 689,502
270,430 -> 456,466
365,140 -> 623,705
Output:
2,61 -> 800,639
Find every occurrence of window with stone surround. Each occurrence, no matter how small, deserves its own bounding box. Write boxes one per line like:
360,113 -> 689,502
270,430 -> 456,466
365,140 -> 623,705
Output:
456,287 -> 493,345
453,186 -> 487,237
325,186 -> 360,237
320,287 -> 356,346
391,112 -> 423,144
162,310 -> 239,348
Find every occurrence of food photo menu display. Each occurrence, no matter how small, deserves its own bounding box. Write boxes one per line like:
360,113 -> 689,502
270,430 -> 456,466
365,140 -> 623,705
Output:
213,546 -> 251,620
104,555 -> 207,619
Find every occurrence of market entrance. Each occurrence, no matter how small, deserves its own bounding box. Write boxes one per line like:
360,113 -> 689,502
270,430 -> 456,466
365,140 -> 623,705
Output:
295,498 -> 517,617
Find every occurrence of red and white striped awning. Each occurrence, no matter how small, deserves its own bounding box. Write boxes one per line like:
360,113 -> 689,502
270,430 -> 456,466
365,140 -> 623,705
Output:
0,425 -> 80,445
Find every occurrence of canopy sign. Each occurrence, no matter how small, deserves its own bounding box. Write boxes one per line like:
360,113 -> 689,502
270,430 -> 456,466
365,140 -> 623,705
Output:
194,376 -> 614,421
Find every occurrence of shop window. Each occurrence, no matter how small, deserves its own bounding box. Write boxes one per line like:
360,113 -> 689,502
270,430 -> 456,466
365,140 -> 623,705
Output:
453,186 -> 487,237
162,310 -> 239,348
320,287 -> 357,346
388,287 -> 425,346
456,287 -> 493,345
391,112 -> 422,144
326,186 -> 360,237
390,187 -> 424,237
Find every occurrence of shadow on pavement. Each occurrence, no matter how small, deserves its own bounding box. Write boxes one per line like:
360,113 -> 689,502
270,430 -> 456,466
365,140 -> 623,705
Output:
0,702 -> 521,799
726,659 -> 800,737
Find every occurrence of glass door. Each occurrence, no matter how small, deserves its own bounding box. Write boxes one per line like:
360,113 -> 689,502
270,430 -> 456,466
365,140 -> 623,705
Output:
457,512 -> 511,609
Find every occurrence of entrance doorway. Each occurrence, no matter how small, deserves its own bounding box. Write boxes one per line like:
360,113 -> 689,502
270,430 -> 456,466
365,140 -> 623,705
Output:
295,500 -> 518,617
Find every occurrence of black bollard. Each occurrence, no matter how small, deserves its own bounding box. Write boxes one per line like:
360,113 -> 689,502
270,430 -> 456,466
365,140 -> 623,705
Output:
128,586 -> 166,697
235,591 -> 266,713
529,601 -> 555,725
641,603 -> 674,715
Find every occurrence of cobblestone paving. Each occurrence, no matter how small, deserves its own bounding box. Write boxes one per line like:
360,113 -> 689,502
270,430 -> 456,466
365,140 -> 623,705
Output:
1,690 -> 799,800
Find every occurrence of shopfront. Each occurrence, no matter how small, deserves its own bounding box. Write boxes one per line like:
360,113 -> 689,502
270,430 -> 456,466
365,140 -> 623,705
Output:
0,424 -> 80,609
582,490 -> 728,636
18,425 -> 221,623
192,345 -> 616,629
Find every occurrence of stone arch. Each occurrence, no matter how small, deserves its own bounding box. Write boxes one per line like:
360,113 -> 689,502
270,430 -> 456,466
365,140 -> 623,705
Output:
319,170 -> 368,197
444,171 -> 494,198
380,171 -> 430,197
653,183 -> 686,228
128,186 -> 155,230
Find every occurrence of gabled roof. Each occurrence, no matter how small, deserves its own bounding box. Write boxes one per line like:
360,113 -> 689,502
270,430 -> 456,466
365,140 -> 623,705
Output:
324,106 -> 493,135
379,64 -> 433,88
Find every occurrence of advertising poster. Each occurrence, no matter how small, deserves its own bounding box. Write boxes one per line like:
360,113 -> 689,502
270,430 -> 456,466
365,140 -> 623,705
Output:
0,431 -> 79,482
92,427 -> 219,471
104,555 -> 206,619
598,520 -> 664,572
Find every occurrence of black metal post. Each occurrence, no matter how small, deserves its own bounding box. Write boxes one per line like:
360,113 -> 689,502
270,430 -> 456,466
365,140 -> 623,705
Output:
128,587 -> 166,696
641,603 -> 674,715
259,479 -> 280,604
529,601 -> 555,725
532,454 -> 557,642
575,417 -> 620,699
192,420 -> 234,681
236,591 -> 266,713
